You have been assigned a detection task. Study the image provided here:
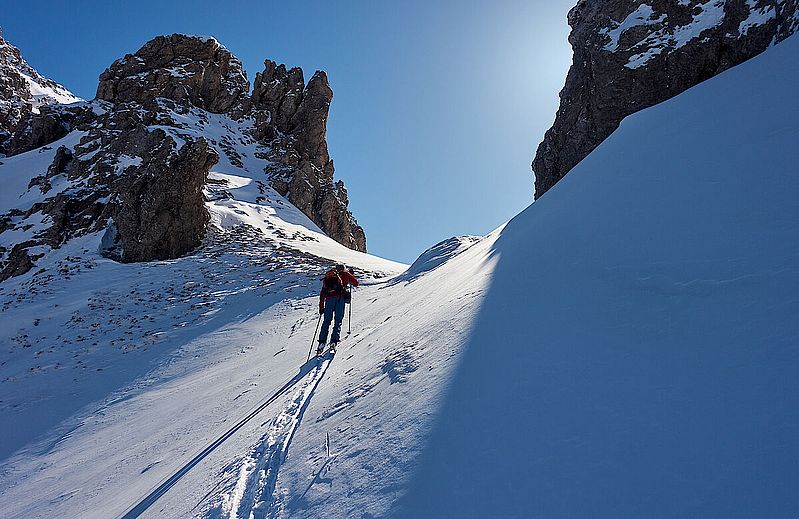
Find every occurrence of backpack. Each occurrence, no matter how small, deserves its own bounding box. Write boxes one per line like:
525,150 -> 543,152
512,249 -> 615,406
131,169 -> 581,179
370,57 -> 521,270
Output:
322,270 -> 344,298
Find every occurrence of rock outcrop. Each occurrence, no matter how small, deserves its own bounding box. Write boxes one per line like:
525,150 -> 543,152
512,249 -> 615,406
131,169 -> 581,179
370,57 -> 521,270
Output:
92,35 -> 364,251
0,34 -> 367,282
533,0 -> 799,199
0,103 -> 218,282
104,133 -> 217,262
0,33 -> 81,155
96,34 -> 249,114
253,63 -> 366,251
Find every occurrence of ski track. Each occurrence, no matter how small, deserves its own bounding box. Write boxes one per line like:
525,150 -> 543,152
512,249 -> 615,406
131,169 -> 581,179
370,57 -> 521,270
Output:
206,353 -> 334,519
118,351 -> 330,519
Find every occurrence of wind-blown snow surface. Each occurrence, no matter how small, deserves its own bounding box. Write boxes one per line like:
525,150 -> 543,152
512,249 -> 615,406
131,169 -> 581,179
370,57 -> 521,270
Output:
398,35 -> 799,517
0,98 -> 409,516
1,32 -> 797,519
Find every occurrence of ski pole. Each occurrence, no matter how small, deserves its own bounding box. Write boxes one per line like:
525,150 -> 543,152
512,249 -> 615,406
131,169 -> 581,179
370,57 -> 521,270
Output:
348,291 -> 352,335
307,313 -> 323,361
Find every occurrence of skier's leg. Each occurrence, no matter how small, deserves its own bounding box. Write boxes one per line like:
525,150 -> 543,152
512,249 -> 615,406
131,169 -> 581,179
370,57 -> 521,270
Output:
318,299 -> 334,344
331,299 -> 346,343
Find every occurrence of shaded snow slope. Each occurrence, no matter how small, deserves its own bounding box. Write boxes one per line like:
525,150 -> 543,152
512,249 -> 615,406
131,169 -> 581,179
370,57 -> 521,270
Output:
398,33 -> 799,518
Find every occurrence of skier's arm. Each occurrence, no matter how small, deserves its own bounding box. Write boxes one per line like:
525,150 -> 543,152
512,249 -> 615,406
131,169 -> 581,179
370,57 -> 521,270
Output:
344,271 -> 359,287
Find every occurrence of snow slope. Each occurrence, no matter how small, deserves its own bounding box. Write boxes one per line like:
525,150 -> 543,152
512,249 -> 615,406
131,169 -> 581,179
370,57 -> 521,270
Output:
1,28 -> 797,519
17,69 -> 82,109
0,97 -> 407,517
397,33 -> 799,518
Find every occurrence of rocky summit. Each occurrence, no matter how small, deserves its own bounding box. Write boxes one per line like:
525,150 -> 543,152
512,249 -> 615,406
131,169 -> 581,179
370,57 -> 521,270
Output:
96,34 -> 249,114
532,0 -> 799,199
0,34 -> 366,282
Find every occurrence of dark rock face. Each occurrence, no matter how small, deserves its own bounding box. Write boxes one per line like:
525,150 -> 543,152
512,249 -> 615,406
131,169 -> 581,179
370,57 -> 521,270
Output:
253,65 -> 366,251
251,60 -> 306,135
96,34 -> 249,114
0,53 -> 29,149
0,104 -> 218,281
0,33 -> 367,282
533,0 -> 799,198
3,104 -> 78,157
108,134 -> 216,262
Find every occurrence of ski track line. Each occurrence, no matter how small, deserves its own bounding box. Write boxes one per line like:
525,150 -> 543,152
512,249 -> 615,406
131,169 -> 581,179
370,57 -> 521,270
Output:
217,354 -> 334,519
119,356 -> 326,519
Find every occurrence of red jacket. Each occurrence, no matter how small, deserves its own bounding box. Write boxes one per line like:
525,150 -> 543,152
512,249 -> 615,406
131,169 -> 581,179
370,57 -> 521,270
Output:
319,270 -> 359,305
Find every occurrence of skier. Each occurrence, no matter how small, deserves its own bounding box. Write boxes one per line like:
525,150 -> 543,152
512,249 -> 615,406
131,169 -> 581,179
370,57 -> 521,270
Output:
317,263 -> 359,355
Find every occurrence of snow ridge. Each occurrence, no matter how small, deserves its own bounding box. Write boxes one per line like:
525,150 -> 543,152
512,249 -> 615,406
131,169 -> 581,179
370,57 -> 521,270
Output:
398,32 -> 799,519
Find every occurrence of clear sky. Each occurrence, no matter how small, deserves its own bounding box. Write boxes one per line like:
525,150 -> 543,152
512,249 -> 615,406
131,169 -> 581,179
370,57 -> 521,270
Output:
2,0 -> 575,263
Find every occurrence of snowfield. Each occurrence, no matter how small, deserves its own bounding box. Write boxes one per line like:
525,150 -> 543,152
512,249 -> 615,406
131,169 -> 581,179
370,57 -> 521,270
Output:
1,31 -> 798,519
397,33 -> 799,518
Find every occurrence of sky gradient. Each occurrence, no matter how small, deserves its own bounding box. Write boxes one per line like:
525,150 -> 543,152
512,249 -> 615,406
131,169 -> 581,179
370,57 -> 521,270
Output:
2,0 -> 575,263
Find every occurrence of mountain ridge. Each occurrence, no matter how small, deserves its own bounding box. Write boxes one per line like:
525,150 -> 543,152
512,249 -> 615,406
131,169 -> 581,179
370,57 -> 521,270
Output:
1,10 -> 798,519
0,33 -> 81,154
0,33 -> 366,285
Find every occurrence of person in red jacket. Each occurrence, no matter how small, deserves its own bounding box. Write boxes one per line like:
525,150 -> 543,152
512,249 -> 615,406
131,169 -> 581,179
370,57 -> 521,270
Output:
317,263 -> 359,354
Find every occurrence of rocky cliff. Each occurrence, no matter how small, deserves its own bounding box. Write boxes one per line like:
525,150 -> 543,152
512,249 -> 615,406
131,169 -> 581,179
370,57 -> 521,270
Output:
0,34 -> 366,282
533,0 -> 799,198
0,34 -> 81,155
250,60 -> 366,251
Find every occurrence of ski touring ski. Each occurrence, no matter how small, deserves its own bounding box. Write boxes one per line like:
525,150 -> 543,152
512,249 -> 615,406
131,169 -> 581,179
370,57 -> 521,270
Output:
316,341 -> 339,359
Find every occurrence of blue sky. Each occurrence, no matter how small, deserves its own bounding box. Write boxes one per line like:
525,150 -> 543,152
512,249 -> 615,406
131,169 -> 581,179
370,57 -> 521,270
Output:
2,0 -> 575,263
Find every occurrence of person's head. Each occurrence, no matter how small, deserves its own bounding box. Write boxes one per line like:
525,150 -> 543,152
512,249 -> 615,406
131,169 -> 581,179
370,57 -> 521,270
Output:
335,263 -> 346,272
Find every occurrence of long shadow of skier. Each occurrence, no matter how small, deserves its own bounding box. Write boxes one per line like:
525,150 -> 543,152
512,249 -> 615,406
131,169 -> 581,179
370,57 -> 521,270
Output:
120,357 -> 322,519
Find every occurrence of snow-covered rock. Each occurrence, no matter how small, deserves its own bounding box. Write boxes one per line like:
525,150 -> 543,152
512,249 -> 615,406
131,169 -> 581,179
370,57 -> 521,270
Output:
0,34 -> 365,282
96,34 -> 249,115
532,0 -> 799,198
0,34 -> 81,155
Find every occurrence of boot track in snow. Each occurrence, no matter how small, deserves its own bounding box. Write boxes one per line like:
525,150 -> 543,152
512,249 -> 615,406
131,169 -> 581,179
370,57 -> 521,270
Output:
119,353 -> 334,519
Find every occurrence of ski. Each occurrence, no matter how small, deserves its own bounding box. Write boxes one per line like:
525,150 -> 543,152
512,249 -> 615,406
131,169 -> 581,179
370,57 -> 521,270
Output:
315,341 -> 339,358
